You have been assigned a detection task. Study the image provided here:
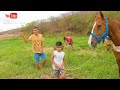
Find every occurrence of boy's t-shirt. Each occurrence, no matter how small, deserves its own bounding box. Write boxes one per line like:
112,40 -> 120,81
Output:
52,50 -> 65,70
28,34 -> 44,53
66,37 -> 73,43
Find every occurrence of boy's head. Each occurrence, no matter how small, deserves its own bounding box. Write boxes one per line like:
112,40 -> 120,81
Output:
64,37 -> 66,41
33,27 -> 39,35
55,41 -> 63,52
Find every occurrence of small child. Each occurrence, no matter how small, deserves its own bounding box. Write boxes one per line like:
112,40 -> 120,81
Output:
51,41 -> 65,79
64,36 -> 73,46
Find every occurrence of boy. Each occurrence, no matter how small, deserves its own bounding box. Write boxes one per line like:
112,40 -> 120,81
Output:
51,41 -> 65,79
64,36 -> 73,46
19,27 -> 47,70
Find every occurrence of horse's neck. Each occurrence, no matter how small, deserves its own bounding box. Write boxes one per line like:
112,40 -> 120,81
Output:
108,18 -> 120,46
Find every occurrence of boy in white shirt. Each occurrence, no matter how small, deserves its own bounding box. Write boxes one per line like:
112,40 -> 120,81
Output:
51,41 -> 65,79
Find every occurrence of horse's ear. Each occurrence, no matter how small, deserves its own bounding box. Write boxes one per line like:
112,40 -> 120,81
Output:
100,11 -> 104,18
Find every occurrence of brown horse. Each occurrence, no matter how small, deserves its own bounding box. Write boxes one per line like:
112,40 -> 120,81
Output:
88,11 -> 120,77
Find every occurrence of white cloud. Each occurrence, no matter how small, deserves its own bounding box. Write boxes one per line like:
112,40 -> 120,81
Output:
0,11 -> 70,32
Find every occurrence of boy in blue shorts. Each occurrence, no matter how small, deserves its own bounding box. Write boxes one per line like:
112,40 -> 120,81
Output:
19,27 -> 47,70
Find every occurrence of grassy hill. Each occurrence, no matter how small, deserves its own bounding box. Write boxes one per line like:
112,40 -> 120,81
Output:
0,36 -> 119,79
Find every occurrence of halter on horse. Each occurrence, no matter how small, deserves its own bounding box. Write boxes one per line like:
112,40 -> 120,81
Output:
88,11 -> 120,77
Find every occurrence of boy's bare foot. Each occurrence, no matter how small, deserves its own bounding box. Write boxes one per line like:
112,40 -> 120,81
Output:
36,68 -> 39,70
41,60 -> 47,68
36,64 -> 39,70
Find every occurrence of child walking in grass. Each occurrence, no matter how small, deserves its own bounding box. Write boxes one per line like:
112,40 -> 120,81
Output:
64,36 -> 73,46
51,41 -> 65,79
19,27 -> 47,70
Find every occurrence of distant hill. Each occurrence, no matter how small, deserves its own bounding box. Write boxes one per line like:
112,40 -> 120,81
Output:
0,28 -> 19,35
0,28 -> 20,40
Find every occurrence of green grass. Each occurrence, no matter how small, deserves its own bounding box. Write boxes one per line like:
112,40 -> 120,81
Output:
0,36 -> 119,79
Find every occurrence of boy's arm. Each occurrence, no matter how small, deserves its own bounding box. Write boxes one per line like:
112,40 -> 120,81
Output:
51,53 -> 61,69
64,40 -> 69,46
19,32 -> 30,43
61,55 -> 65,70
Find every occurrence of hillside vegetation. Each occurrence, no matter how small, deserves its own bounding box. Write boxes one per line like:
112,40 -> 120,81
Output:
20,11 -> 120,37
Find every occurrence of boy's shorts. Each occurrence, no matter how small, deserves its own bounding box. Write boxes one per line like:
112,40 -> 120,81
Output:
53,69 -> 64,77
34,53 -> 47,64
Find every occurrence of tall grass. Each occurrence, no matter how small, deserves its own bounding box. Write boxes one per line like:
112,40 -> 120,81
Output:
0,36 -> 119,79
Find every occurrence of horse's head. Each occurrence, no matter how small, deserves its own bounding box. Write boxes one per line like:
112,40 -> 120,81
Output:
88,11 -> 108,48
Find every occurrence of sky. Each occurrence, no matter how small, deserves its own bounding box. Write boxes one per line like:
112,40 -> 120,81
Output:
0,11 -> 70,32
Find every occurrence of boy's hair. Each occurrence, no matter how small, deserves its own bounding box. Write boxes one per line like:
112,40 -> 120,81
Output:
63,37 -> 66,41
33,26 -> 39,30
56,41 -> 62,46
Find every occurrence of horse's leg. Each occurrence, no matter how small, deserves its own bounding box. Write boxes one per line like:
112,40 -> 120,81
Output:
116,58 -> 120,77
113,50 -> 120,77
116,59 -> 120,77
117,58 -> 120,76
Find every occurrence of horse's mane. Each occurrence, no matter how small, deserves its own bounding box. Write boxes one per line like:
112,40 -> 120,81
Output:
107,17 -> 120,46
108,17 -> 120,30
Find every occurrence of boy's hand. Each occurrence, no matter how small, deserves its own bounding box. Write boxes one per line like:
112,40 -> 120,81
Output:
19,32 -> 24,37
61,65 -> 64,70
55,65 -> 61,69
